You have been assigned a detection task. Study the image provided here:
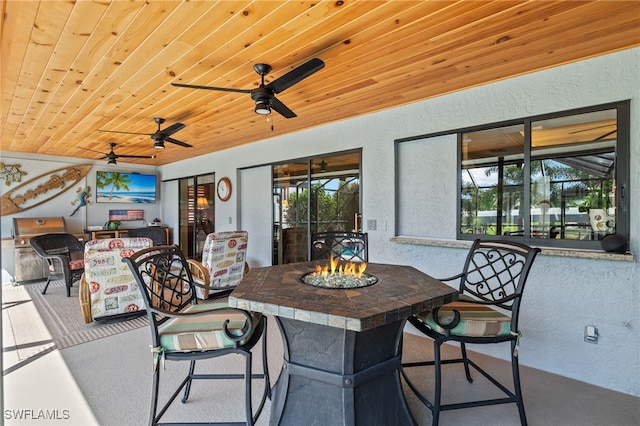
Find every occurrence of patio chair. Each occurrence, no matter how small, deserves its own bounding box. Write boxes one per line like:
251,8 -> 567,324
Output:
401,239 -> 540,426
78,237 -> 152,323
187,231 -> 249,300
310,231 -> 368,262
29,233 -> 85,297
123,244 -> 270,426
126,227 -> 168,245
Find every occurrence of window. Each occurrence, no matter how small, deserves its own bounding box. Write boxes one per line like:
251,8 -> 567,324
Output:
459,101 -> 629,250
272,150 -> 362,264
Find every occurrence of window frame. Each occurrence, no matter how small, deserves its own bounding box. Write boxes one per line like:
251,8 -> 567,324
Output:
271,149 -> 363,264
456,100 -> 630,250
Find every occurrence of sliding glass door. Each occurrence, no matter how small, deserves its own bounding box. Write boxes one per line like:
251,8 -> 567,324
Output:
178,174 -> 215,259
273,150 -> 361,264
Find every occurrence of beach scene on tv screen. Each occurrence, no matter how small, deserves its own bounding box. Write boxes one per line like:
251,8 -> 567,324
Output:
96,171 -> 156,203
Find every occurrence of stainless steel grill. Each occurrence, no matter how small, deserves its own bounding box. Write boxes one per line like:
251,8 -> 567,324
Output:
13,217 -> 67,283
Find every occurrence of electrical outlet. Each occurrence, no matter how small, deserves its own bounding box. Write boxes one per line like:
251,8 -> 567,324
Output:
584,325 -> 598,344
367,220 -> 377,231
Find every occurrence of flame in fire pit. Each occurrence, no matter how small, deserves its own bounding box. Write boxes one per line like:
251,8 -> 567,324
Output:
314,256 -> 367,278
301,257 -> 377,289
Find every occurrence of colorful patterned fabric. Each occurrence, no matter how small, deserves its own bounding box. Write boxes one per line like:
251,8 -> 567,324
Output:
416,294 -> 512,337
48,251 -> 84,272
197,231 -> 248,299
83,237 -> 152,320
69,259 -> 84,270
69,251 -> 84,270
158,303 -> 260,352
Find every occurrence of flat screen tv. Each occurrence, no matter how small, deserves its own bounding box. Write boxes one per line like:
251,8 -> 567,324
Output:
96,171 -> 157,204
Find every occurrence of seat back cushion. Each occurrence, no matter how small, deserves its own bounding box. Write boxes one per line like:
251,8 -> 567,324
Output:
201,231 -> 248,291
84,237 -> 152,319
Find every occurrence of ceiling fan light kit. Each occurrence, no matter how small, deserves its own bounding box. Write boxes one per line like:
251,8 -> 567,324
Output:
172,57 -> 325,119
254,98 -> 271,115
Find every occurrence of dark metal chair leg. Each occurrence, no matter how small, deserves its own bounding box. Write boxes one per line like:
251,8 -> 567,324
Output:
181,360 -> 196,403
511,341 -> 528,426
150,367 -> 161,426
245,352 -> 253,425
433,339 -> 443,426
260,319 -> 272,400
251,318 -> 271,424
41,277 -> 52,295
460,342 -> 473,383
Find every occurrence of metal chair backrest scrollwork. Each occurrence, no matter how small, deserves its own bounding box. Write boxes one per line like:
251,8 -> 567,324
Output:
311,231 -> 368,262
457,239 -> 537,326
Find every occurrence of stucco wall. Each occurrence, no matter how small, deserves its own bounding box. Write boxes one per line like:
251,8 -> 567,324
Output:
160,47 -> 640,396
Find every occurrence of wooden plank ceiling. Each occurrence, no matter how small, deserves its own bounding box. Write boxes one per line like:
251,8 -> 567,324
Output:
1,0 -> 639,166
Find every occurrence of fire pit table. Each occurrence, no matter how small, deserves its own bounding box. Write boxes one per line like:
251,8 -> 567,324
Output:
229,261 -> 458,425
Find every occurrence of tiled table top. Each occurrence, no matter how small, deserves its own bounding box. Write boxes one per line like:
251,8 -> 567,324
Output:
229,261 -> 458,332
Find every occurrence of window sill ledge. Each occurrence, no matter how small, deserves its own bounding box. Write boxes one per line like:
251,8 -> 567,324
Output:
390,236 -> 634,262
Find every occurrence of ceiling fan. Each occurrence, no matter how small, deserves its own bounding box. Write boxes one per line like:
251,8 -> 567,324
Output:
171,57 -> 325,118
82,142 -> 155,165
316,158 -> 329,172
97,117 -> 191,150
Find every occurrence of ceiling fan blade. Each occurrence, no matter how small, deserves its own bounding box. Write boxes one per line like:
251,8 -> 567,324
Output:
268,58 -> 325,94
97,129 -> 151,136
592,129 -> 617,141
79,146 -> 108,155
165,137 -> 193,148
569,124 -> 615,134
270,96 -> 296,119
171,82 -> 252,94
117,154 -> 156,159
162,122 -> 186,136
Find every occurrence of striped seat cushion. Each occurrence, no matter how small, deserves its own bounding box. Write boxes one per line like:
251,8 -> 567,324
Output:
158,303 -> 261,352
416,295 -> 512,337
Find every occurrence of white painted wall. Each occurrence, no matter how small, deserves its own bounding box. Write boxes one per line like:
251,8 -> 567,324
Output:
160,48 -> 640,396
238,165 -> 273,268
